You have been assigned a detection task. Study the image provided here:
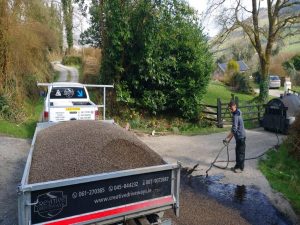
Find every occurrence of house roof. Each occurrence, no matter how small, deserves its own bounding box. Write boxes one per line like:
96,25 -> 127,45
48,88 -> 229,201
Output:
218,60 -> 249,72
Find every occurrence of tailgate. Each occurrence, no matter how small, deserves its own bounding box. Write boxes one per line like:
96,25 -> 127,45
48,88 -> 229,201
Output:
18,164 -> 180,225
49,106 -> 96,122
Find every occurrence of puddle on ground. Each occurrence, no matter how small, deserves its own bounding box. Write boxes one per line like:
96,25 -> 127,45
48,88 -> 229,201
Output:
182,173 -> 293,225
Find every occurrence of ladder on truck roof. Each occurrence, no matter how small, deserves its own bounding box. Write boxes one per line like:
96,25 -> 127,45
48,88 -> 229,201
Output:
37,82 -> 114,121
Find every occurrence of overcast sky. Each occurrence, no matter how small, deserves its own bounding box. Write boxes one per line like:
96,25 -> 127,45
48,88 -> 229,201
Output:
187,0 -> 218,36
73,0 -> 267,46
73,0 -> 218,45
187,0 -> 268,37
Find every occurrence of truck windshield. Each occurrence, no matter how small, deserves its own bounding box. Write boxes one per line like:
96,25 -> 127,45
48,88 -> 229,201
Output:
50,87 -> 87,99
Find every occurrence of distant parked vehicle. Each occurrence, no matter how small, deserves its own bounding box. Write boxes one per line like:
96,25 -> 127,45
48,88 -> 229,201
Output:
269,75 -> 281,89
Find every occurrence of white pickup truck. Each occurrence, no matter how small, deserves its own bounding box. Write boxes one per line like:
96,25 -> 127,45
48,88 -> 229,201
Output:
38,82 -> 113,122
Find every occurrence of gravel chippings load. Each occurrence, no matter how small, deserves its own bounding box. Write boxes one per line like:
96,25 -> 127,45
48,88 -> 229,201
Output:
29,121 -> 164,184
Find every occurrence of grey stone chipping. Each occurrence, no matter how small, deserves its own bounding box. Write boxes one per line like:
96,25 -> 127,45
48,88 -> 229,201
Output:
29,121 -> 164,184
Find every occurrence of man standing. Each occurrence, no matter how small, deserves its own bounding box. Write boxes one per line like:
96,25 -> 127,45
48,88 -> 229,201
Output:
225,100 -> 246,173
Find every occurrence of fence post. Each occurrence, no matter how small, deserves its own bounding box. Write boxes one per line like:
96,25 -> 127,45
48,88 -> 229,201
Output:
234,96 -> 239,107
217,98 -> 223,128
231,93 -> 234,101
257,105 -> 261,124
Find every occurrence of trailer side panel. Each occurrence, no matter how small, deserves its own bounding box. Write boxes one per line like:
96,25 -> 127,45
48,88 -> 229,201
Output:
29,169 -> 174,224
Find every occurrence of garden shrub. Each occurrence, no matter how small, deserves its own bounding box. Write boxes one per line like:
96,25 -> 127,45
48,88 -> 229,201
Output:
282,57 -> 300,85
252,71 -> 261,84
223,59 -> 240,86
23,74 -> 40,99
226,59 -> 240,75
230,73 -> 254,94
292,55 -> 300,71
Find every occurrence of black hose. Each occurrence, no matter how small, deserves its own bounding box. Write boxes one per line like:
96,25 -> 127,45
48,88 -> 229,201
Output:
205,141 -> 229,177
205,130 -> 280,177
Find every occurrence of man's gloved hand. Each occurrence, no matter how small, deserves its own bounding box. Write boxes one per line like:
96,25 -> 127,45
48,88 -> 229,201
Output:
223,138 -> 228,145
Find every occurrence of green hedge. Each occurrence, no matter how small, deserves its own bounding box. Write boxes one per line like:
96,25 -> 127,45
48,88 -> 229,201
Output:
230,73 -> 254,94
100,0 -> 213,120
62,56 -> 82,66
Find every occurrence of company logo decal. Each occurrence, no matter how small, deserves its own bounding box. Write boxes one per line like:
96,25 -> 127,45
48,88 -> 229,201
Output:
34,191 -> 67,218
63,88 -> 74,98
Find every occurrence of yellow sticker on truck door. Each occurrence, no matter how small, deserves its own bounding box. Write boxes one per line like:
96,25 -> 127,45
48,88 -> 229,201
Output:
66,107 -> 80,111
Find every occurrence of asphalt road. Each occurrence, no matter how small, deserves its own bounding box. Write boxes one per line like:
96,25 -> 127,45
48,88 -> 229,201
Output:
138,128 -> 298,224
254,88 -> 284,97
0,137 -> 30,225
51,61 -> 79,82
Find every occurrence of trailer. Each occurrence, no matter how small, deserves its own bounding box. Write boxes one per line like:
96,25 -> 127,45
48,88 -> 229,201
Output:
18,123 -> 180,225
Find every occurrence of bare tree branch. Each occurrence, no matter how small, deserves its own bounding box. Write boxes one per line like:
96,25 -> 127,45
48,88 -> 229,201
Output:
206,0 -> 226,16
274,14 -> 300,37
280,0 -> 300,10
206,0 -> 300,101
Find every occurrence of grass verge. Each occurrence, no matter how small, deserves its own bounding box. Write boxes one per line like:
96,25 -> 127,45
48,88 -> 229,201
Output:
0,67 -> 60,139
290,86 -> 300,92
244,120 -> 260,129
66,64 -> 83,82
203,81 -> 256,105
178,125 -> 230,135
202,81 -> 262,130
113,113 -> 231,136
67,71 -> 72,82
53,71 -> 60,82
259,143 -> 300,215
0,98 -> 43,139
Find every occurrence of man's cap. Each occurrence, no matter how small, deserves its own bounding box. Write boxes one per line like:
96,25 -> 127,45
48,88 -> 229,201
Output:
228,100 -> 236,107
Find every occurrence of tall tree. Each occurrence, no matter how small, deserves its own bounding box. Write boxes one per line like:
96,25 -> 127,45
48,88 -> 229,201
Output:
62,0 -> 74,53
0,0 -> 8,91
79,0 -> 103,47
0,0 -> 62,121
100,0 -> 213,120
207,0 -> 300,102
49,1 -> 64,53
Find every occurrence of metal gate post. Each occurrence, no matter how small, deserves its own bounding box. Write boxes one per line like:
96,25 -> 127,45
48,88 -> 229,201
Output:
103,87 -> 106,120
175,162 -> 181,216
217,98 -> 223,128
257,105 -> 261,122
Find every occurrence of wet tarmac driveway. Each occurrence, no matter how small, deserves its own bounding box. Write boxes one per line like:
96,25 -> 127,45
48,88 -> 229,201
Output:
184,174 -> 293,225
139,129 -> 298,224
